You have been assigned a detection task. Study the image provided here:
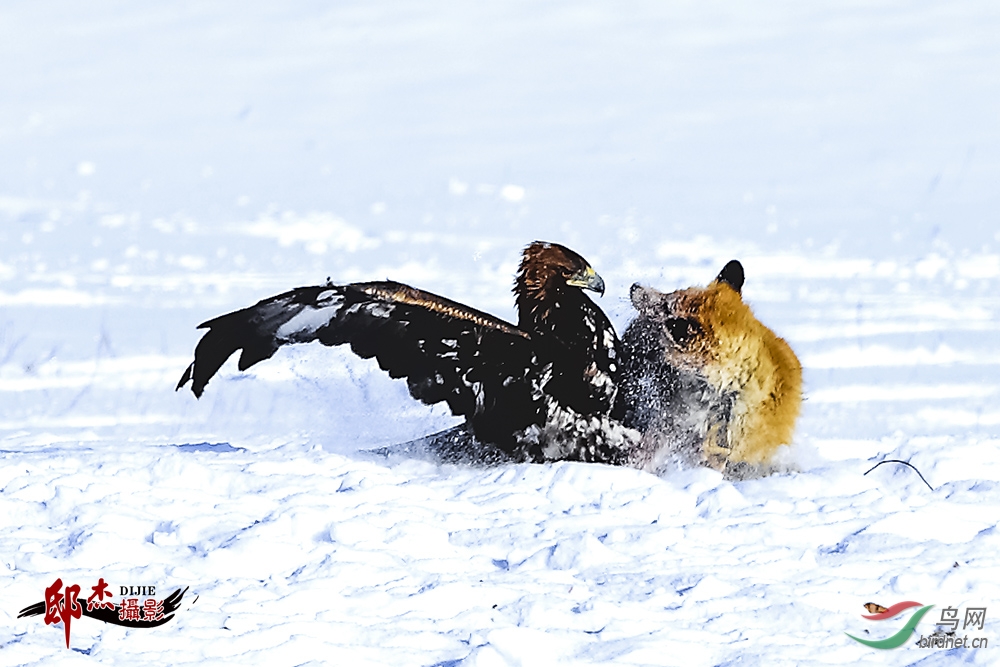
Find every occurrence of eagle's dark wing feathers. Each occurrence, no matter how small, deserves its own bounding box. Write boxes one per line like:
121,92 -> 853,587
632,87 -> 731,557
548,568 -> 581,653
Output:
177,281 -> 536,427
178,241 -> 639,464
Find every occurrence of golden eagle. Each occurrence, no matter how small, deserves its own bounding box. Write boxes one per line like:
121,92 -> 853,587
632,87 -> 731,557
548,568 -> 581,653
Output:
177,242 -> 635,463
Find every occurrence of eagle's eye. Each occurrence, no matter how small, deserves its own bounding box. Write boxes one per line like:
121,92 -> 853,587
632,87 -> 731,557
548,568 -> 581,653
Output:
664,317 -> 702,346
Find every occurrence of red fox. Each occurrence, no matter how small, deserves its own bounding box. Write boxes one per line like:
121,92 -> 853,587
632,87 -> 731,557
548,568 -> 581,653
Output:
616,260 -> 802,479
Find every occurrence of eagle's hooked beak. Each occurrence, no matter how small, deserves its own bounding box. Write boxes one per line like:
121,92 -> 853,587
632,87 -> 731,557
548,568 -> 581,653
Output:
566,265 -> 606,296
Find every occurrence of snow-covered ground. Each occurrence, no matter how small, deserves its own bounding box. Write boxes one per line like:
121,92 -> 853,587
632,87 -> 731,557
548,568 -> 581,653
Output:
2,2 -> 999,664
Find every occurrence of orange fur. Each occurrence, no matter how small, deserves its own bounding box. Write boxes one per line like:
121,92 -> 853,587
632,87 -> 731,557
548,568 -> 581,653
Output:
664,278 -> 801,468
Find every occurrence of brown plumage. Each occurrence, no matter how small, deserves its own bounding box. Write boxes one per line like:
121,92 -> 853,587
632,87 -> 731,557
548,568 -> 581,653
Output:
514,242 -> 605,322
177,241 -> 632,463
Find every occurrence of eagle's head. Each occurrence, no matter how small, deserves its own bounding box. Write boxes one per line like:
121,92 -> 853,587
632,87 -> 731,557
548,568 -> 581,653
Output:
514,241 -> 605,322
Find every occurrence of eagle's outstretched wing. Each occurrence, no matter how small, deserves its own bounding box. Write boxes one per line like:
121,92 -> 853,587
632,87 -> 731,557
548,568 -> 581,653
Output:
177,242 -> 636,463
177,280 -> 538,431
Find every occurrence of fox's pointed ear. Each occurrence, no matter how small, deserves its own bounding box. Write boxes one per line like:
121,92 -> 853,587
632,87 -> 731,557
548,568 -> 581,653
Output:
716,260 -> 744,294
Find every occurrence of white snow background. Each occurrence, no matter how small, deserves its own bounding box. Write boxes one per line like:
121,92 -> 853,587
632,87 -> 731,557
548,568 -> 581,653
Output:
2,1 -> 1000,665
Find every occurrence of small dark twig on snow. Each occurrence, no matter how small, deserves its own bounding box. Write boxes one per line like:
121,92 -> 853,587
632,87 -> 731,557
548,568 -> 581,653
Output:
863,459 -> 934,492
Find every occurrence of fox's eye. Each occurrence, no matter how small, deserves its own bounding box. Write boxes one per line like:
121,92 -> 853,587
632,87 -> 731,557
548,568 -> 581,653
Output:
664,317 -> 701,345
